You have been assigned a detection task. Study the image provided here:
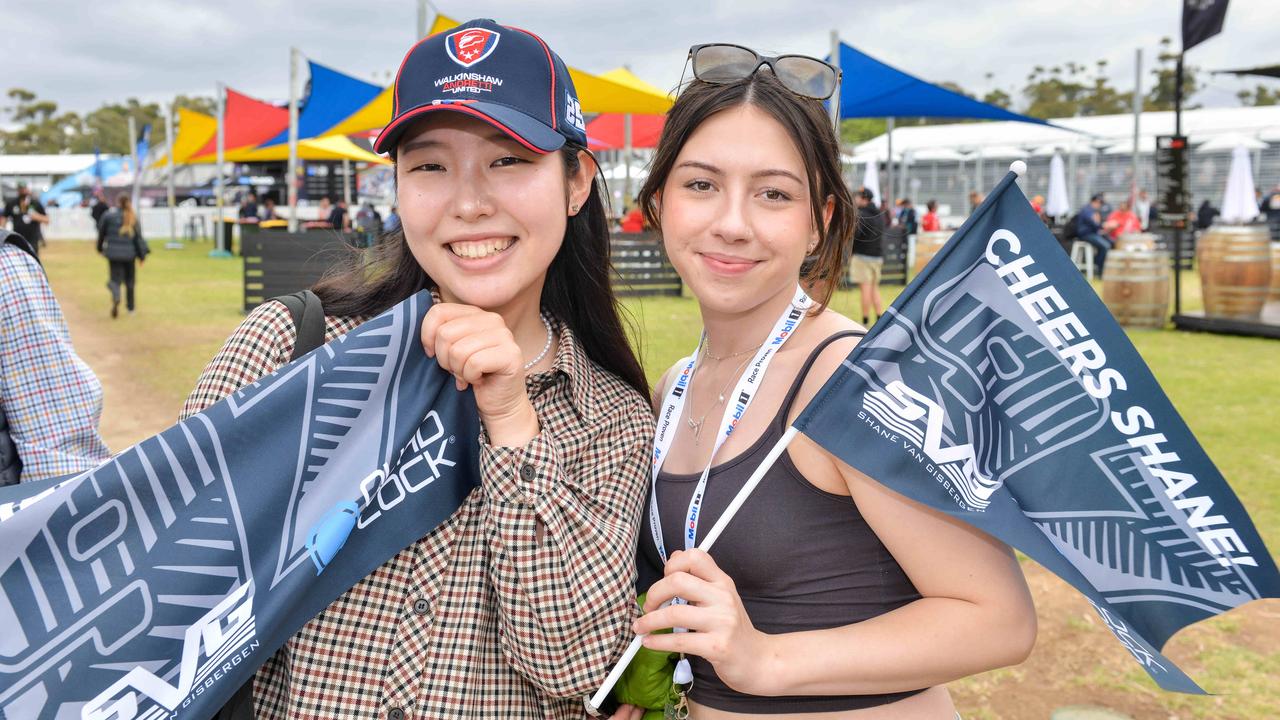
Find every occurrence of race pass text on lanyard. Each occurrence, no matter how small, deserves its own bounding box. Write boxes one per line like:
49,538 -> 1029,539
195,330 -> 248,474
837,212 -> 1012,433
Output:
648,284 -> 812,562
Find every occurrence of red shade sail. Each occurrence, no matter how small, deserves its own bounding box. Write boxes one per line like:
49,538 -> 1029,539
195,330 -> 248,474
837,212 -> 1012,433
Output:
585,113 -> 666,151
190,89 -> 290,160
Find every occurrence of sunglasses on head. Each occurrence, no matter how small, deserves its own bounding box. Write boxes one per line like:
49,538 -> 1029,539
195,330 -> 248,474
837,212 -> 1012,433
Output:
688,43 -> 841,100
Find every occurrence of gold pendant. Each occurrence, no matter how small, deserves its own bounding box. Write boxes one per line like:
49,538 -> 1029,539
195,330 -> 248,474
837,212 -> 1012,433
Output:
687,417 -> 704,438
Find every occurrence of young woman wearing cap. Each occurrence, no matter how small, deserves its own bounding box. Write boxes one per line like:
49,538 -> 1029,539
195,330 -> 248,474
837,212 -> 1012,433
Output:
614,46 -> 1036,719
184,19 -> 653,719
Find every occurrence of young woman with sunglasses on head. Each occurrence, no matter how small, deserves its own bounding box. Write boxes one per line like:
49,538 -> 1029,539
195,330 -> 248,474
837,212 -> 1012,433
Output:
614,45 -> 1035,719
184,20 -> 653,718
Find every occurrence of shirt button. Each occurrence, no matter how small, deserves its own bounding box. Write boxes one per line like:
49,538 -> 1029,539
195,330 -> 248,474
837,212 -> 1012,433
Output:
388,708 -> 407,720
519,463 -> 536,481
412,598 -> 429,615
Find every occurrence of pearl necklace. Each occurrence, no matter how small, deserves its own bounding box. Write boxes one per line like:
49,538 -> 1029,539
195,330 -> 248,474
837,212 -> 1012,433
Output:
523,313 -> 554,371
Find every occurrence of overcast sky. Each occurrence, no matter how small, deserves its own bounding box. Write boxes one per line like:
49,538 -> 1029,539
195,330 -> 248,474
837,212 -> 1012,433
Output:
7,0 -> 1277,119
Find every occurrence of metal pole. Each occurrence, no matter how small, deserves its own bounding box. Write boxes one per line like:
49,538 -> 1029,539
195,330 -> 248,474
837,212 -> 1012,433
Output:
1132,48 -> 1142,204
829,29 -> 840,133
212,82 -> 229,257
127,116 -> 138,209
885,117 -> 894,210
342,158 -> 352,208
623,114 -> 633,207
1089,148 -> 1098,203
166,103 -> 180,249
287,48 -> 300,232
1173,53 -> 1184,317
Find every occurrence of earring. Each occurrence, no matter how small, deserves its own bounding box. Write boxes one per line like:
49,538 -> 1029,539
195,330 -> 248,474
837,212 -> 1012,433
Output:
570,204 -> 579,214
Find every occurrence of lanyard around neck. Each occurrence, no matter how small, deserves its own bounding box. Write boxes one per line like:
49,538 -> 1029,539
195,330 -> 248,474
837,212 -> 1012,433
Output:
648,285 -> 812,563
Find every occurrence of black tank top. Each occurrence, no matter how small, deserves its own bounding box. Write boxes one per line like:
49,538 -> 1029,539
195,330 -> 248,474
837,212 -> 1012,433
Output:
637,332 -> 926,713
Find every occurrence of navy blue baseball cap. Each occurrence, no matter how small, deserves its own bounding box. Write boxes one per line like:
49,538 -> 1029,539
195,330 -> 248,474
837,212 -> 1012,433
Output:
375,18 -> 589,156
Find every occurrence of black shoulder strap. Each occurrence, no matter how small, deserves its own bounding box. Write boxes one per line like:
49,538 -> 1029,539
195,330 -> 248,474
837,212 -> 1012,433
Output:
273,290 -> 325,361
779,330 -> 867,420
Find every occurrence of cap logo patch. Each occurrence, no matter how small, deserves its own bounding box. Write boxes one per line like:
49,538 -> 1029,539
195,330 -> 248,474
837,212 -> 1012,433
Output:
446,28 -> 501,68
565,94 -> 585,132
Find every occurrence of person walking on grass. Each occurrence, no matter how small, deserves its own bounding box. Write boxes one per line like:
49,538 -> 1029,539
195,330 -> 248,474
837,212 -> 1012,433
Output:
96,194 -> 149,318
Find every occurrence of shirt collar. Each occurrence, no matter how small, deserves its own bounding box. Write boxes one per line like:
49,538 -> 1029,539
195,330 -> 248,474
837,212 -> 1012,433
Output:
528,317 -> 598,424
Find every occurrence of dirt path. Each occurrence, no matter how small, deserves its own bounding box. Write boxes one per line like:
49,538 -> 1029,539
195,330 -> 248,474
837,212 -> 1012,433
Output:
57,277 -> 174,452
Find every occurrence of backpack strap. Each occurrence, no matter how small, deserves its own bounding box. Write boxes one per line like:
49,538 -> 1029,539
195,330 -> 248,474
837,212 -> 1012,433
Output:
273,290 -> 325,361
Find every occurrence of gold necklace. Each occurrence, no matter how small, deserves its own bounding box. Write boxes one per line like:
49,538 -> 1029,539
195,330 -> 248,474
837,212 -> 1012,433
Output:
703,339 -> 763,362
685,349 -> 755,439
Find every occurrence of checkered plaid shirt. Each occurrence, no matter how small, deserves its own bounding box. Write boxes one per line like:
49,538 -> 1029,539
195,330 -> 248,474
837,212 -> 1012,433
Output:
0,243 -> 110,481
182,300 -> 652,719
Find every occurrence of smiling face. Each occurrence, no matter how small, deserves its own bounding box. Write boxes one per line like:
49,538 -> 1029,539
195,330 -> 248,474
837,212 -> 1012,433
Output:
658,104 -> 821,316
395,113 -> 591,314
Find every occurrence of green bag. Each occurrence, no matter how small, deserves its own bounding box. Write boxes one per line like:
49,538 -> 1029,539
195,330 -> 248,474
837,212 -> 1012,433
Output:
611,593 -> 680,714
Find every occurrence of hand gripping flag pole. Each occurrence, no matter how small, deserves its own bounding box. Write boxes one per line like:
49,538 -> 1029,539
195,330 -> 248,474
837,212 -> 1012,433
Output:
592,160 -> 1280,707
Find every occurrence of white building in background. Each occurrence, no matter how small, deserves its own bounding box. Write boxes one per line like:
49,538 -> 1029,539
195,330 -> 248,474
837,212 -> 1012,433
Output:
0,154 -> 103,196
851,105 -> 1280,218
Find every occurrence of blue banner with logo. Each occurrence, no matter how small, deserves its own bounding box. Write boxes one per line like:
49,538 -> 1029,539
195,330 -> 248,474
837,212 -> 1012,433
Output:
0,291 -> 481,718
795,171 -> 1279,693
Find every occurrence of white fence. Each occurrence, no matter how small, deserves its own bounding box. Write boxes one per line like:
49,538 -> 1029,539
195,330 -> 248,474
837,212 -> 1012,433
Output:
43,205 -> 341,241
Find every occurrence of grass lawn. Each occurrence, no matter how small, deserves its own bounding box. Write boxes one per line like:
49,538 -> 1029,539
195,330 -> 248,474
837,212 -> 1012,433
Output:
40,238 -> 1280,718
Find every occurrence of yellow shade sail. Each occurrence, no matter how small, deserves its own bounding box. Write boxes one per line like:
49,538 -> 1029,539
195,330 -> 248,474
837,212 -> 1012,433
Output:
325,85 -> 394,138
428,13 -> 672,115
182,135 -> 390,165
599,67 -> 671,98
151,108 -> 217,167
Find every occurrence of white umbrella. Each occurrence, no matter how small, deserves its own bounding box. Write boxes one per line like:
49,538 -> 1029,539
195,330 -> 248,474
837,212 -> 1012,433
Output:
1103,137 -> 1157,155
1031,143 -> 1068,157
1196,133 -> 1268,152
910,148 -> 967,162
973,145 -> 1027,159
861,159 -> 881,205
1220,145 -> 1261,223
1045,153 -> 1071,218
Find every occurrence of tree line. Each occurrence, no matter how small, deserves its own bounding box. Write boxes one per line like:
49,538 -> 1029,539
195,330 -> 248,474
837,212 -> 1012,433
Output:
0,92 -> 215,155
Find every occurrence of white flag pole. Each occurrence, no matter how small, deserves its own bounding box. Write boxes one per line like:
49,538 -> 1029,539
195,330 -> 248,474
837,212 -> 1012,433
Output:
586,426 -> 802,712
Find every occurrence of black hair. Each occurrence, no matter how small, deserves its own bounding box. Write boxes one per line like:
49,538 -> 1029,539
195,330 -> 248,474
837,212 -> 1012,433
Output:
310,142 -> 649,399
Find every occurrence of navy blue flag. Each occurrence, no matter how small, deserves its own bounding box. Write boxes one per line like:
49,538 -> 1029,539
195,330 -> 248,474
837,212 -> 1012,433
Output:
1182,0 -> 1229,52
0,291 -> 480,718
795,170 -> 1279,693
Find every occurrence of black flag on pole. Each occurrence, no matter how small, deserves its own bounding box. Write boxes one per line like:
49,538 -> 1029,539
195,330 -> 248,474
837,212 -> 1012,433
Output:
1182,0 -> 1229,52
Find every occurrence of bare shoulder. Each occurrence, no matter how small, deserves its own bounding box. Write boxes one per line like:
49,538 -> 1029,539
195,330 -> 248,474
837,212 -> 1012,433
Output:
783,309 -> 867,425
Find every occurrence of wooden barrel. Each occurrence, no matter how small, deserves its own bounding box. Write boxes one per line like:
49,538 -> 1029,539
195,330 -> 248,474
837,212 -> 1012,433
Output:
913,231 -> 950,275
1197,225 -> 1272,319
1271,243 -> 1280,302
1102,250 -> 1170,329
1116,232 -> 1159,252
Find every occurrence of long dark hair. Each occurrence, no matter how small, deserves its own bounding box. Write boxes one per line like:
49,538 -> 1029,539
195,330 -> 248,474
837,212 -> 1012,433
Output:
636,72 -> 855,311
312,143 -> 649,398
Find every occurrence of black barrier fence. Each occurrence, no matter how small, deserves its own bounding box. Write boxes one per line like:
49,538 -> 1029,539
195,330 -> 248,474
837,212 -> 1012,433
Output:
243,231 -> 682,313
242,231 -> 356,312
610,233 -> 682,296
